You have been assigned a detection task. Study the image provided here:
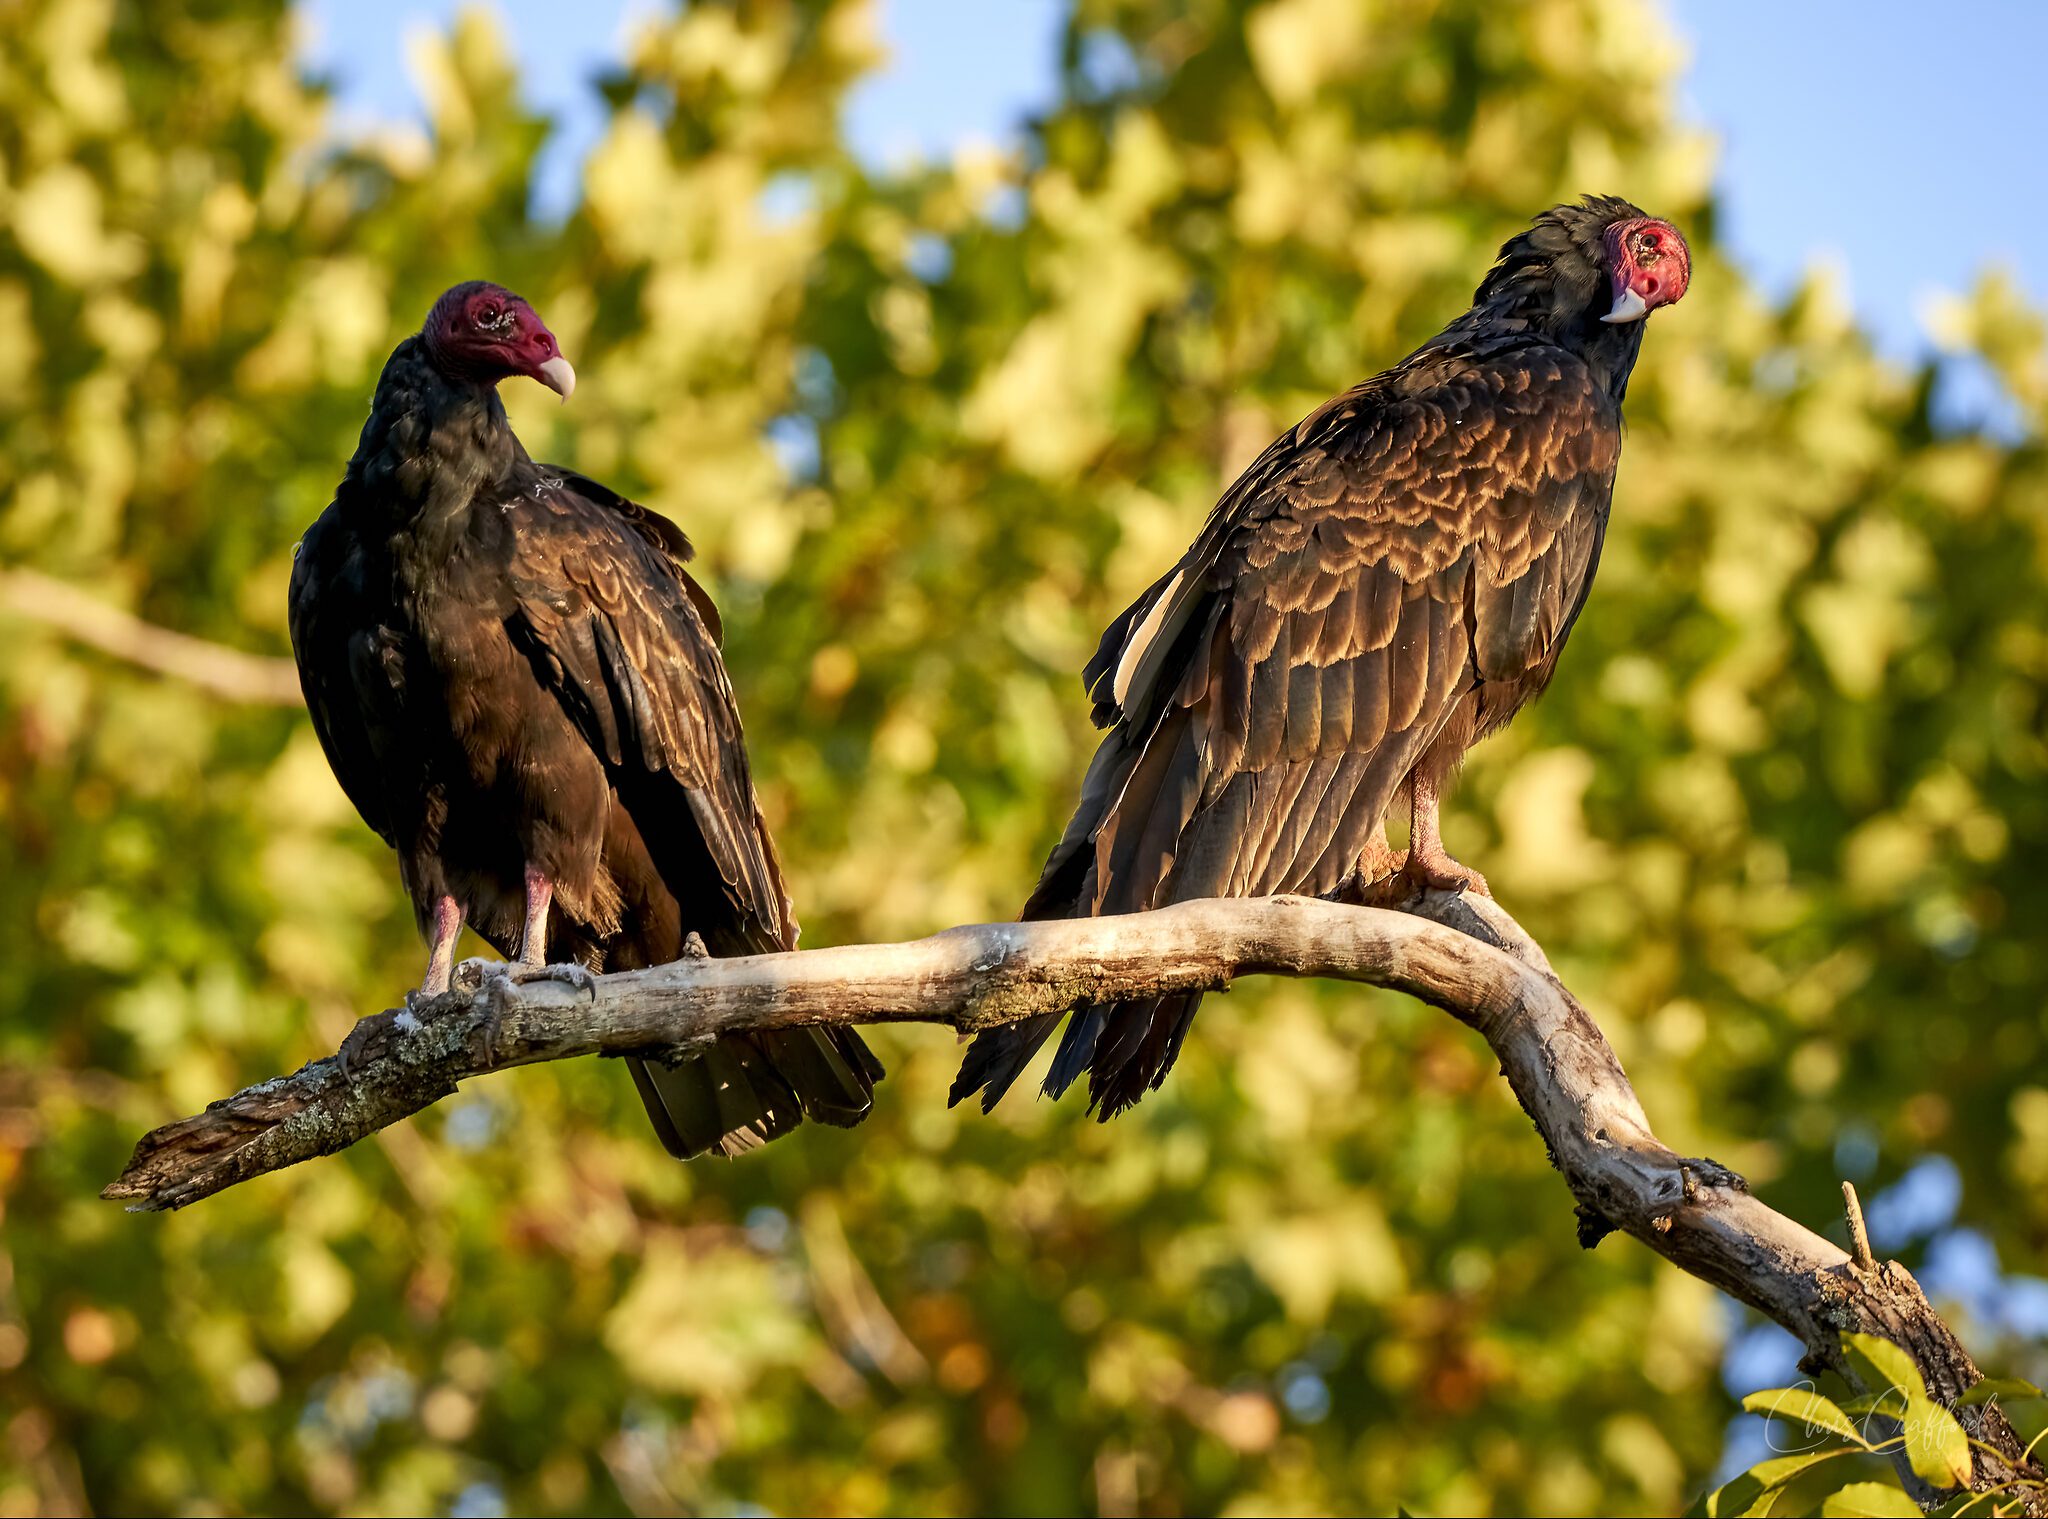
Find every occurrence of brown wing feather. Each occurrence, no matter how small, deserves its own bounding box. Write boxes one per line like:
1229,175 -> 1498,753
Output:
507,481 -> 794,948
953,341 -> 1620,1118
506,476 -> 880,1156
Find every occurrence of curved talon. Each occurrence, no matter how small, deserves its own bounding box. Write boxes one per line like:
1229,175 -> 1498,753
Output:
1330,865 -> 1413,909
451,956 -> 500,994
505,959 -> 598,994
1401,850 -> 1490,898
335,1009 -> 405,1081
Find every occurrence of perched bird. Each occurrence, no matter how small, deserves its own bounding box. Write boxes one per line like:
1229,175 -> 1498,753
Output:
953,196 -> 1690,1121
289,281 -> 882,1157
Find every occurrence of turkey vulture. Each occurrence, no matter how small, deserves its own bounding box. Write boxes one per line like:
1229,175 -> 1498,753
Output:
953,196 -> 1690,1121
289,281 -> 882,1157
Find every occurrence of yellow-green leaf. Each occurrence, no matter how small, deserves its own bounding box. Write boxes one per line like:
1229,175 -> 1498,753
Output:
1843,1334 -> 1928,1400
1957,1378 -> 2044,1406
1898,1395 -> 1971,1488
1699,1447 -> 1858,1517
1748,1448 -> 1857,1487
1695,1471 -> 1763,1516
1819,1481 -> 1921,1517
1743,1387 -> 1863,1444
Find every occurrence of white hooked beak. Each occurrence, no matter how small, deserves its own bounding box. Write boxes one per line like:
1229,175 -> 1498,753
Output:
535,355 -> 577,401
1601,287 -> 1650,325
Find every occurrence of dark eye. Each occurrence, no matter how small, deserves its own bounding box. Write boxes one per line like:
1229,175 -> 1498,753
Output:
477,305 -> 502,328
1635,234 -> 1661,266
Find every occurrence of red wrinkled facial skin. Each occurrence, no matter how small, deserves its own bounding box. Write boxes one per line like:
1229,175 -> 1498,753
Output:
423,282 -> 561,381
1604,217 -> 1692,314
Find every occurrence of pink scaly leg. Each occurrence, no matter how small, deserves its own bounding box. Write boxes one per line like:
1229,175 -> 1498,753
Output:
1357,824 -> 1405,885
339,893 -> 462,1078
517,864 -> 553,969
1404,769 -> 1490,897
419,894 -> 463,996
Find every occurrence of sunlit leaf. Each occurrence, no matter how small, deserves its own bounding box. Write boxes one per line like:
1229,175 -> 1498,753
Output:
1897,1396 -> 1972,1489
1957,1379 -> 2044,1407
1743,1388 -> 1864,1445
1698,1447 -> 1855,1517
1748,1448 -> 1858,1487
1844,1335 -> 1930,1401
1819,1482 -> 1922,1517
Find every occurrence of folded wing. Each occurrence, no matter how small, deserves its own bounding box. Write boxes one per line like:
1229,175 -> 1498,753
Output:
954,345 -> 1619,1117
507,470 -> 883,1156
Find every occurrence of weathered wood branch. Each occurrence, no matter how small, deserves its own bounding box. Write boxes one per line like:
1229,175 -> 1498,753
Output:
103,890 -> 2041,1507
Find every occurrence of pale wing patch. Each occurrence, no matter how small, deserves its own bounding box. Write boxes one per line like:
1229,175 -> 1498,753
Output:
1112,568 -> 1194,712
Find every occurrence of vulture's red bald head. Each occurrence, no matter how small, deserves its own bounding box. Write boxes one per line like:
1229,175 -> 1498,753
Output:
1599,217 -> 1691,324
422,281 -> 575,400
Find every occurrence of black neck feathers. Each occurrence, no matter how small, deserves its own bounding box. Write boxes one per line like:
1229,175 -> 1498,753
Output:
341,336 -> 523,525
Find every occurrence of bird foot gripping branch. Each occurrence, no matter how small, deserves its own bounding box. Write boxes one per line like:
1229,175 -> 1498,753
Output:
328,953 -> 597,1084
470,956 -> 600,1065
332,1007 -> 415,1082
455,955 -> 601,997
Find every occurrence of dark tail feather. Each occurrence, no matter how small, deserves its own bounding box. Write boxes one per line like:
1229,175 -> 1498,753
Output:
629,1042 -> 798,1158
950,687 -> 1204,1120
1043,1001 -> 1110,1098
629,1057 -> 695,1156
948,825 -> 1102,1116
758,1026 -> 882,1128
1090,993 -> 1203,1119
950,992 -> 1205,1121
630,1027 -> 883,1159
950,1012 -> 1064,1112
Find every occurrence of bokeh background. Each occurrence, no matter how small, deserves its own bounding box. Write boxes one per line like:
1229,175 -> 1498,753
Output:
3,1 -> 2045,1514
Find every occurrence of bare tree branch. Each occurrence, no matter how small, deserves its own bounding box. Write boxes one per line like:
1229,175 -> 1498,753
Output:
101,889 -> 2043,1507
0,568 -> 303,706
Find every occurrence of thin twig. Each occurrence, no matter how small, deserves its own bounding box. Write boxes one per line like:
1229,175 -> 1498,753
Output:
1844,1180 -> 1877,1271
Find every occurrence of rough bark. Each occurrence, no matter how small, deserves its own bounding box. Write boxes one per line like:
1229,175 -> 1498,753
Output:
102,889 -> 2042,1508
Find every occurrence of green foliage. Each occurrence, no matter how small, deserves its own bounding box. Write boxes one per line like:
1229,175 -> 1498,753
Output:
3,0 -> 2045,1513
1705,1336 -> 2041,1515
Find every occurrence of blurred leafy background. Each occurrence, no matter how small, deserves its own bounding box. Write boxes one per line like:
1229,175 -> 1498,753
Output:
3,0 -> 2046,1513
